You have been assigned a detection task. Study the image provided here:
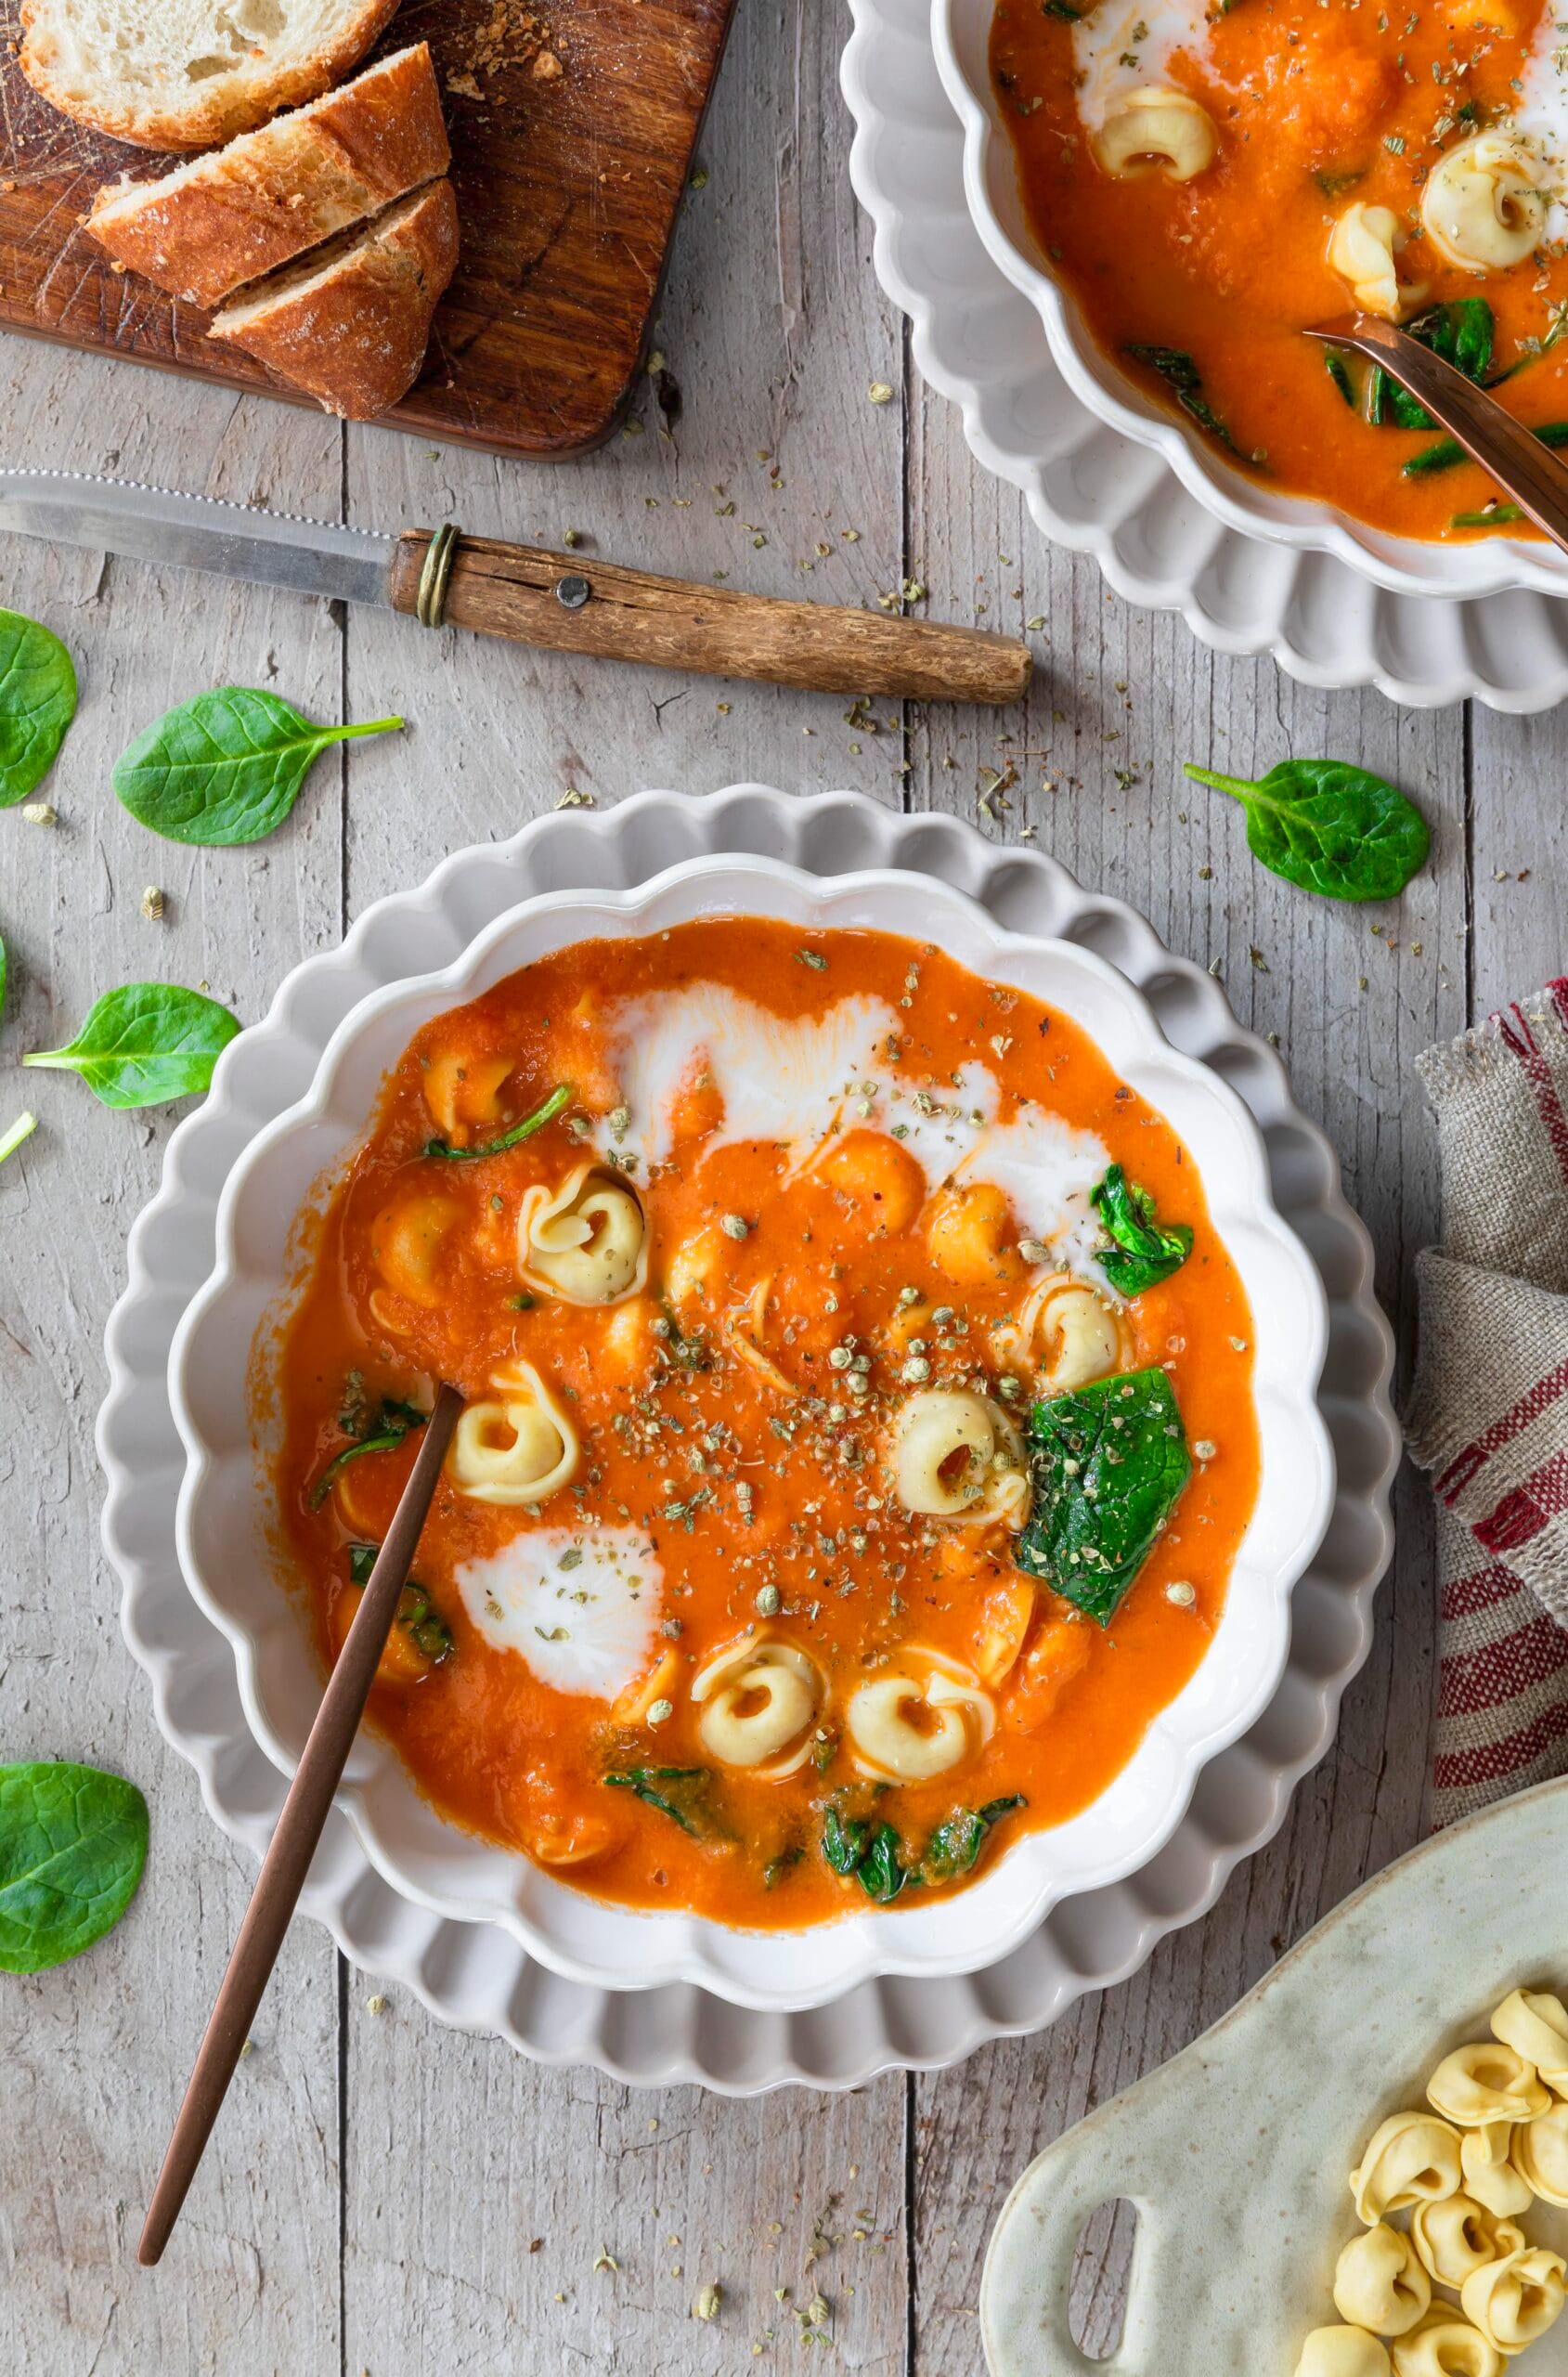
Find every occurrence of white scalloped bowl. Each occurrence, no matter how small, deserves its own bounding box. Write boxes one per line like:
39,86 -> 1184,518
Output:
931,0 -> 1568,604
169,853 -> 1332,2013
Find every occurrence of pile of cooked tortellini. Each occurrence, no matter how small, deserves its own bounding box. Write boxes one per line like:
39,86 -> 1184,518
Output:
1296,1989 -> 1568,2375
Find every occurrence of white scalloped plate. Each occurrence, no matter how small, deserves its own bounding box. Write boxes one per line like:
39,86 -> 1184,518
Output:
839,0 -> 1568,709
100,788 -> 1399,2090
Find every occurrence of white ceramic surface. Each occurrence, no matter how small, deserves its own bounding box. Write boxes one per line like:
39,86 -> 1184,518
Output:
981,1774 -> 1568,2375
172,855 -> 1330,2012
839,0 -> 1568,708
100,786 -> 1400,2088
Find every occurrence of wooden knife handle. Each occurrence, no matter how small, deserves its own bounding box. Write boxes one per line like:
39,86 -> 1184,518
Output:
389,528 -> 1030,704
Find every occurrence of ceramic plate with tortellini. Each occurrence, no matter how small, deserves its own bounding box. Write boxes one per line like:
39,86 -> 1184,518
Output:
1296,1986 -> 1568,2376
269,916 -> 1259,1927
990,0 -> 1568,543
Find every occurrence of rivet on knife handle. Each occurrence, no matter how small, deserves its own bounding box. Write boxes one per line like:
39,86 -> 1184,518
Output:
389,527 -> 1031,704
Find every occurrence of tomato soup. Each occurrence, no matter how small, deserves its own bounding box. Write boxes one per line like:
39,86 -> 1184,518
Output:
990,0 -> 1568,539
269,920 -> 1258,1929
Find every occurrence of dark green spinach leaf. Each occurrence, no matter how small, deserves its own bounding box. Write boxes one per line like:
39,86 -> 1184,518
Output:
762,1845 -> 805,1890
22,981 -> 241,1108
1123,344 -> 1252,462
345,1544 -> 453,1663
113,689 -> 402,847
1372,299 -> 1495,430
1182,757 -> 1429,903
0,1761 -> 149,1973
0,609 -> 76,808
918,1797 -> 1026,1886
1404,421 -> 1568,479
310,1397 -> 428,1510
423,1082 -> 571,1162
856,1822 -> 908,1904
603,1766 -> 717,1838
1091,1164 -> 1193,1295
1323,349 -> 1357,409
1452,504 -> 1525,529
1014,1368 -> 1192,1624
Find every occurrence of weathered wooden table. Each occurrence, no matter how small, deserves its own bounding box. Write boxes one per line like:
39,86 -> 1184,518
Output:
0,6 -> 1556,2370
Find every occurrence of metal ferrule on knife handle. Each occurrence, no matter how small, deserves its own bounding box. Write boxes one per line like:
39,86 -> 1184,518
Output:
389,526 -> 1031,703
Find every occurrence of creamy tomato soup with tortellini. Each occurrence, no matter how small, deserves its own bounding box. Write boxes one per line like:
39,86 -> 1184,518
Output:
272,920 -> 1258,1928
991,0 -> 1568,539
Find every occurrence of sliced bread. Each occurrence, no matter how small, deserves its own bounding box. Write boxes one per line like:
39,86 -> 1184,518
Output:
208,178 -> 460,419
21,0 -> 402,151
86,45 -> 449,310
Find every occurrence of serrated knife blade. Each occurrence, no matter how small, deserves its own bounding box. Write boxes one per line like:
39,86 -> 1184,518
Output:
0,467 -> 393,607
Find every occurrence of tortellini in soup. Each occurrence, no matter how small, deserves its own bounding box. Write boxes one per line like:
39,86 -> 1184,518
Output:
846,1654 -> 994,1783
447,1358 -> 579,1505
890,1388 -> 1030,1527
519,1163 -> 648,1305
691,1640 -> 825,1777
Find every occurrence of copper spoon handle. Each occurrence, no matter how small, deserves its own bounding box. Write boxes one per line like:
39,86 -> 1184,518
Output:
137,1383 -> 463,2267
1302,315 -> 1568,554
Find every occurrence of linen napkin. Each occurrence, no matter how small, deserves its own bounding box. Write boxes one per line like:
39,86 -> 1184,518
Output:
1406,979 -> 1568,1827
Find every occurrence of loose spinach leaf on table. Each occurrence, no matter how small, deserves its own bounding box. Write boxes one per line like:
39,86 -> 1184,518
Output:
0,1761 -> 149,1973
113,689 -> 402,847
603,1765 -> 719,1838
310,1397 -> 428,1510
0,608 -> 76,809
22,981 -> 241,1108
1091,1164 -> 1193,1295
0,1112 -> 35,1170
1182,757 -> 1430,903
1122,344 -> 1252,462
423,1082 -> 571,1162
1014,1368 -> 1192,1624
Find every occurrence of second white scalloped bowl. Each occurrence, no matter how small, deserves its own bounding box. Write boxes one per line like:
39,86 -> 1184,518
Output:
931,0 -> 1568,604
171,855 -> 1333,2011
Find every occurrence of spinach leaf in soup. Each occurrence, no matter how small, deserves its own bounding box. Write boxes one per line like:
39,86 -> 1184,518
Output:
918,1797 -> 1027,1886
344,1544 -> 453,1665
1091,1164 -> 1193,1296
113,688 -> 402,847
423,1082 -> 571,1162
0,1760 -> 149,1973
603,1765 -> 719,1838
0,608 -> 77,808
309,1397 -> 428,1510
1014,1368 -> 1192,1625
1182,757 -> 1429,903
22,981 -> 241,1108
1372,298 -> 1495,431
1122,344 -> 1252,462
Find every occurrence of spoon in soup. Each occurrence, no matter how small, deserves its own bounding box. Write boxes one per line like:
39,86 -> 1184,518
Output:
1302,314 -> 1568,554
137,1381 -> 464,2267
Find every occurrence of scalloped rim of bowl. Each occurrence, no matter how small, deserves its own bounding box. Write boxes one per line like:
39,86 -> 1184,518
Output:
169,853 -> 1333,2014
930,0 -> 1568,604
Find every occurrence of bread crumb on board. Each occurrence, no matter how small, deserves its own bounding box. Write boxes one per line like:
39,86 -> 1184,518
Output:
440,0 -> 566,98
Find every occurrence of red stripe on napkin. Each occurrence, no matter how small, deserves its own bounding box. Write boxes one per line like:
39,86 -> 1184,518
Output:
1437,1612 -> 1568,1719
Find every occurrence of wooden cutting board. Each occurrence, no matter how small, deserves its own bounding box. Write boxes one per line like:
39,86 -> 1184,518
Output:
0,0 -> 734,458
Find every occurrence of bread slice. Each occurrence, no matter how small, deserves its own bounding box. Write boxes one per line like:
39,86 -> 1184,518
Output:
21,0 -> 402,151
86,45 -> 449,310
208,178 -> 459,419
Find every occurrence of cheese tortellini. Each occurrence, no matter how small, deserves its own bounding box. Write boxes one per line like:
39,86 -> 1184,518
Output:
448,1358 -> 579,1505
1352,2112 -> 1464,2224
1389,2307 -> 1504,2377
846,1654 -> 994,1783
1409,2194 -> 1523,2291
691,1640 -> 825,1778
1420,133 -> 1546,273
890,1388 -> 1030,1527
1492,1990 -> 1568,2093
1459,2247 -> 1567,2355
1297,2332 -> 1393,2377
1511,2100 -> 1568,2204
1327,202 -> 1429,322
1093,84 -> 1216,181
1462,2121 -> 1536,2218
1334,2224 -> 1431,2335
1428,2041 -> 1550,2128
518,1163 -> 648,1305
1023,1274 -> 1125,1395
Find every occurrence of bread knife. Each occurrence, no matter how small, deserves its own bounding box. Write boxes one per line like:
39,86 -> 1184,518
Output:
0,469 -> 1030,705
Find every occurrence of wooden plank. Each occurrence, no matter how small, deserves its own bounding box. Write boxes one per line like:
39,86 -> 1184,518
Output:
1466,709 -> 1565,1015
335,7 -> 915,2373
0,0 -> 737,459
901,381 -> 1469,2361
0,361 -> 347,2367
